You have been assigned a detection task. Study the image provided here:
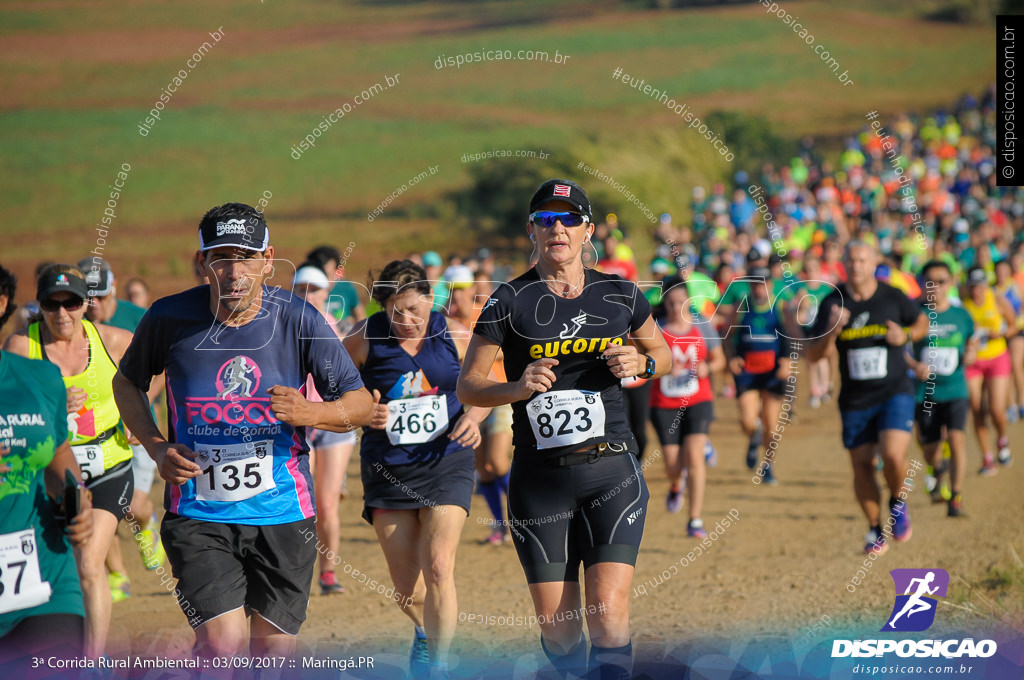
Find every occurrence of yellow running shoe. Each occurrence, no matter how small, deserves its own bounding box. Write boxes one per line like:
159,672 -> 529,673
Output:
135,515 -> 166,571
108,571 -> 131,603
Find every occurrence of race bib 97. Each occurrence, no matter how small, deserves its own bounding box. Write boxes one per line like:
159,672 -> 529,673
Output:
194,440 -> 276,502
0,529 -> 51,616
386,395 -> 449,446
847,346 -> 888,381
527,390 -> 606,450
70,444 -> 104,482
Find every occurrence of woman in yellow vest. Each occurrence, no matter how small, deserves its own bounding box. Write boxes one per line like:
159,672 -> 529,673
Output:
3,264 -> 134,659
962,266 -> 1016,475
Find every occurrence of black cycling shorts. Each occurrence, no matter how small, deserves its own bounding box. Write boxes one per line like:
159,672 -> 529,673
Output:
915,398 -> 969,444
160,513 -> 317,636
650,401 -> 714,446
506,450 -> 649,584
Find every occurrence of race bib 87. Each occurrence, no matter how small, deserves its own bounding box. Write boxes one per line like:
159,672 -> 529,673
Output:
527,390 -> 606,450
0,529 -> 52,616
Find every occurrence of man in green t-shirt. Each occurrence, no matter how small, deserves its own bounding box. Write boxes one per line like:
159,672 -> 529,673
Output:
907,260 -> 977,517
0,265 -> 92,662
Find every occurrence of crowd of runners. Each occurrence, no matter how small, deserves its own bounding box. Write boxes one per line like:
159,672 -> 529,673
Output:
1,88 -> 1022,680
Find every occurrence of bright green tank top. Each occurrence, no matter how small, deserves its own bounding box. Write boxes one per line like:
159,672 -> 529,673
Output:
27,319 -> 132,476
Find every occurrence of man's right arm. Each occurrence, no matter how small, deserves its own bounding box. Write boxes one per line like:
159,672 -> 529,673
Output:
112,371 -> 165,454
114,371 -> 200,485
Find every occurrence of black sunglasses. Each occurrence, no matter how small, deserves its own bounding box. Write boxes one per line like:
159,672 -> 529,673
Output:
40,297 -> 84,312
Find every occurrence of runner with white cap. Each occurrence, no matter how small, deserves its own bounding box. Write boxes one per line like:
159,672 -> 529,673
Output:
77,256 -> 166,601
292,264 -> 358,595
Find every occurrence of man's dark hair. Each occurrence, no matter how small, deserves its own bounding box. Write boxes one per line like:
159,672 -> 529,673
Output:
661,275 -> 687,294
0,263 -> 18,330
199,202 -> 266,232
919,259 -> 952,279
306,245 -> 342,269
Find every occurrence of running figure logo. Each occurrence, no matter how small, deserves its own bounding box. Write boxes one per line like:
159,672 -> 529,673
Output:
386,369 -> 437,400
881,568 -> 949,632
216,355 -> 261,399
560,311 -> 588,339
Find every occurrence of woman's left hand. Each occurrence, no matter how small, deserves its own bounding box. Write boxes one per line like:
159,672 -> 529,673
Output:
603,345 -> 643,379
449,414 -> 483,449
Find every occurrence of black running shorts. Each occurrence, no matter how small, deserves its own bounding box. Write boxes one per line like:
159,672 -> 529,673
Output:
915,398 -> 969,444
160,513 -> 316,636
507,450 -> 649,583
88,459 -> 134,518
650,401 -> 714,447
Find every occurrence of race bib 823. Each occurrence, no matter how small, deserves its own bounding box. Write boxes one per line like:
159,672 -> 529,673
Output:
527,390 -> 606,450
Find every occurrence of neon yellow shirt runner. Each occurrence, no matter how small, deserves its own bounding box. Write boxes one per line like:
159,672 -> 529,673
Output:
963,289 -> 1008,361
27,319 -> 132,479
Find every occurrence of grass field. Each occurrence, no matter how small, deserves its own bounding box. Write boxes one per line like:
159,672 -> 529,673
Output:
0,0 -> 996,295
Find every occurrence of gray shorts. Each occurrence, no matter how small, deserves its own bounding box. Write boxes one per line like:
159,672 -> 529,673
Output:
131,444 -> 157,494
307,428 -> 357,450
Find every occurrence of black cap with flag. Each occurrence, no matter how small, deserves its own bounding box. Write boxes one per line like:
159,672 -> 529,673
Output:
37,268 -> 89,302
530,179 -> 592,220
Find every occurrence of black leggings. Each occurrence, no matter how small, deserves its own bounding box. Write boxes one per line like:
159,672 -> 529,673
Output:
0,614 -> 84,672
622,381 -> 653,459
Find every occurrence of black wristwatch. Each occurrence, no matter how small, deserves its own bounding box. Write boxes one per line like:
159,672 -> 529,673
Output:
641,354 -> 656,379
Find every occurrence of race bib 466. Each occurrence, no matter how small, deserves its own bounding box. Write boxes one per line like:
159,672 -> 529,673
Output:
386,395 -> 449,446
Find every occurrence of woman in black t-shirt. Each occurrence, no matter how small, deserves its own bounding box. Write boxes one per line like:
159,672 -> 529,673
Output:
458,179 -> 670,680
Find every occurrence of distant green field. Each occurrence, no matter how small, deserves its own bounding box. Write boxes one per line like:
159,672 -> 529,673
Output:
0,0 -> 995,292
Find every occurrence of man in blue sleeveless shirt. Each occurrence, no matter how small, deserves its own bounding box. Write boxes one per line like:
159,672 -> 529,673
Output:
113,203 -> 372,660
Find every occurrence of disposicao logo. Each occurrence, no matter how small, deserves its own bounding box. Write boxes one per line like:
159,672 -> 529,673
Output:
882,568 -> 948,632
832,568 -> 998,659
